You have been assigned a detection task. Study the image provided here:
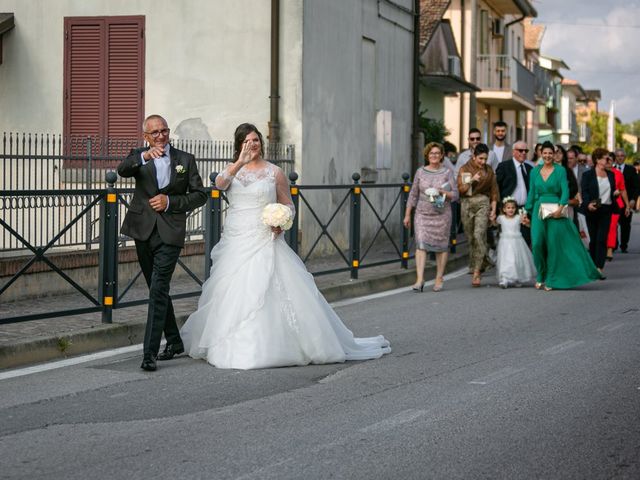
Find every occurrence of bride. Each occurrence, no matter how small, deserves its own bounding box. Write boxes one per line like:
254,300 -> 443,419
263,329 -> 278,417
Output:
180,123 -> 391,370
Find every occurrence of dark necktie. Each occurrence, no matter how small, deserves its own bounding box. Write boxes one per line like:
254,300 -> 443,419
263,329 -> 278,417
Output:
520,164 -> 529,186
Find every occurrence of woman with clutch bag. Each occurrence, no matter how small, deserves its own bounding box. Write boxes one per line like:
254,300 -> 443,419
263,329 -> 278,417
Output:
457,143 -> 499,287
580,148 -> 616,274
523,141 -> 601,290
404,142 -> 458,292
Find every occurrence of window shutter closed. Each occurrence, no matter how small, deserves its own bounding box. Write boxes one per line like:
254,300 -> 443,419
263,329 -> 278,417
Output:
66,19 -> 104,140
107,19 -> 144,140
64,16 -> 144,144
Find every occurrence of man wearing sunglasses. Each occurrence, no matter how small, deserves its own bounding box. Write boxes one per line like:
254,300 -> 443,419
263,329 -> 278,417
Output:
453,128 -> 499,178
118,114 -> 207,371
496,140 -> 533,246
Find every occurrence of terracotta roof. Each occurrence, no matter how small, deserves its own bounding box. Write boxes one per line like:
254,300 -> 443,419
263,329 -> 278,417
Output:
524,18 -> 545,51
419,0 -> 451,51
561,78 -> 579,86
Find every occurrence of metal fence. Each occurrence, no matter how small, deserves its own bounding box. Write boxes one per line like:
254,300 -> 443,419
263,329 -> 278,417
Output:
0,133 -> 294,253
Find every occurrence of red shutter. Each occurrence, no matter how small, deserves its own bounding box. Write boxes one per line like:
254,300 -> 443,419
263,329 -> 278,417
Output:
64,18 -> 105,140
64,16 -> 144,150
106,18 -> 144,142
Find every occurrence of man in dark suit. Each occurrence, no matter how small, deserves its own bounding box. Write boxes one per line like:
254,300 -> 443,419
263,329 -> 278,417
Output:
496,140 -> 533,246
568,146 -> 587,193
614,149 -> 639,252
118,114 -> 207,371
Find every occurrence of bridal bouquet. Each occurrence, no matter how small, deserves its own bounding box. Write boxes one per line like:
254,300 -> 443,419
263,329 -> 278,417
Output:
262,203 -> 294,239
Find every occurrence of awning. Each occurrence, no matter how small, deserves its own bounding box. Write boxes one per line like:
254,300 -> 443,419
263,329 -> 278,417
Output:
0,13 -> 14,35
420,20 -> 480,94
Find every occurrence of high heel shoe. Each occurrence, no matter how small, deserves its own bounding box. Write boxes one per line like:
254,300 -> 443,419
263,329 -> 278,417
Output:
412,282 -> 425,292
471,272 -> 481,287
543,285 -> 553,291
433,277 -> 444,292
535,282 -> 543,290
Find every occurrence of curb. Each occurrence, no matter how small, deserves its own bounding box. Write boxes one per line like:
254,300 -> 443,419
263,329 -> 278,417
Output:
0,249 -> 469,370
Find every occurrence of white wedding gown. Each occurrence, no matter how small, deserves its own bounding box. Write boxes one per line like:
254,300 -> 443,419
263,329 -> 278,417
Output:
180,162 -> 391,369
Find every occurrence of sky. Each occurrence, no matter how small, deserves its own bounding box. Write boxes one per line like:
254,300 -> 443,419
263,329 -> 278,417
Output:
533,0 -> 640,123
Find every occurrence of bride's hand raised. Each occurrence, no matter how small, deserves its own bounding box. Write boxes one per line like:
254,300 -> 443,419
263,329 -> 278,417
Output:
238,140 -> 253,165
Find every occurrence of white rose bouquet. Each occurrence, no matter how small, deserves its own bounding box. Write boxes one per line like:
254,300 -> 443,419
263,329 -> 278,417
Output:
262,203 -> 294,239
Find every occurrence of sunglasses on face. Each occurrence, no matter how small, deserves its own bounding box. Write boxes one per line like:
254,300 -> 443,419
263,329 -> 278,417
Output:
515,148 -> 529,153
469,137 -> 481,141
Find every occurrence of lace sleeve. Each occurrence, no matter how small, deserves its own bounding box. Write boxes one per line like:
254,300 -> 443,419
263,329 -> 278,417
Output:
215,163 -> 235,190
275,166 -> 295,216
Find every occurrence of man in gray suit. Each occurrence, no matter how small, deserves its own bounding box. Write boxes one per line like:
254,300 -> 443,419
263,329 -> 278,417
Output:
567,146 -> 586,193
490,121 -> 512,165
118,114 -> 207,371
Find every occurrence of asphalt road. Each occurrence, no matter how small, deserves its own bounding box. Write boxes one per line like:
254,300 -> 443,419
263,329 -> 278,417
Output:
1,230 -> 639,479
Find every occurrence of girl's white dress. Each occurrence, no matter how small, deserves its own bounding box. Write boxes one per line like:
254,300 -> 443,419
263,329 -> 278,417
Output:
180,162 -> 391,370
496,215 -> 536,286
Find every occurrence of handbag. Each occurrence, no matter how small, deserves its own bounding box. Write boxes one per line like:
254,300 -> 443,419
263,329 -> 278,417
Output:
539,203 -> 569,220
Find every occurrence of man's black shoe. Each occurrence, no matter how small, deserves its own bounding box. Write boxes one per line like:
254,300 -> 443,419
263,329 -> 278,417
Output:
157,343 -> 185,361
621,248 -> 628,253
140,355 -> 157,371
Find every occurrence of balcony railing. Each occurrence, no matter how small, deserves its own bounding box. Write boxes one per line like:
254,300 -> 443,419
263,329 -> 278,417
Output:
476,55 -> 535,106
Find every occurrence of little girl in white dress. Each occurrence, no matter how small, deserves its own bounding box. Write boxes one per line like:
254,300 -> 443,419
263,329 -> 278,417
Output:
495,198 -> 536,288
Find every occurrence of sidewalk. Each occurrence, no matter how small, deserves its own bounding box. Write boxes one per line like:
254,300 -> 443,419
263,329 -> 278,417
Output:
0,244 -> 469,370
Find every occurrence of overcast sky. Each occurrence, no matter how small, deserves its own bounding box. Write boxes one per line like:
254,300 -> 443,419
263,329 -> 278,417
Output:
533,0 -> 640,123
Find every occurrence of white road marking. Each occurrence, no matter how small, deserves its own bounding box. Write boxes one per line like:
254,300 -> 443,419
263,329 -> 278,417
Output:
597,322 -> 627,332
0,344 -> 143,381
0,270 -> 468,380
359,408 -> 428,434
469,366 -> 524,385
538,340 -> 585,356
331,267 -> 468,308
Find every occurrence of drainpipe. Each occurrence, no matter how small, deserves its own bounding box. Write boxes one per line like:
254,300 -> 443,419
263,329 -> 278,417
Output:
411,0 -> 420,174
468,0 -> 477,132
459,0 -> 466,149
268,0 -> 281,145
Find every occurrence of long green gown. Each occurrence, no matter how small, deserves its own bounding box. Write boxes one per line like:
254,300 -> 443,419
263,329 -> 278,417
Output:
525,164 -> 601,289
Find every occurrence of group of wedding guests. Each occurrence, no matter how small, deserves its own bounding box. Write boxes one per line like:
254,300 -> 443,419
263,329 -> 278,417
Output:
405,123 -> 640,292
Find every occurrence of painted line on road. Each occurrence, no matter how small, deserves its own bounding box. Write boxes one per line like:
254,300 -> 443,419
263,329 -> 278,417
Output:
359,408 -> 428,434
538,340 -> 585,356
1,267 -> 469,381
0,344 -> 143,381
331,267 -> 468,308
469,366 -> 524,385
597,322 -> 627,332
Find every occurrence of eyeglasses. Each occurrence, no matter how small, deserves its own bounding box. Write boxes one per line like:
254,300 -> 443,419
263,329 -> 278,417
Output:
469,136 -> 481,141
515,148 -> 529,153
145,128 -> 170,138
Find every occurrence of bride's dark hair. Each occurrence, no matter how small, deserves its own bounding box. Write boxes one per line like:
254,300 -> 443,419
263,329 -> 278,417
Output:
233,123 -> 265,160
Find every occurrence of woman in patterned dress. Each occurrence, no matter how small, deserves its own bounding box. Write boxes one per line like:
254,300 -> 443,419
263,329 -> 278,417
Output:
403,142 -> 458,292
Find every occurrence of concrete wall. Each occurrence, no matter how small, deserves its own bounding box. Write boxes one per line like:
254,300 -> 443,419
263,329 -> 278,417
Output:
298,0 -> 414,256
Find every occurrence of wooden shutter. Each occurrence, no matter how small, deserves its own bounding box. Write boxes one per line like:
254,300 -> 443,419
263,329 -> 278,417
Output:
106,18 -> 144,141
64,16 -> 144,145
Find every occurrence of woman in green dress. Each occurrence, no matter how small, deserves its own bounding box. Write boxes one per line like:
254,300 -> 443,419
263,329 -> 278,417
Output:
523,141 -> 602,290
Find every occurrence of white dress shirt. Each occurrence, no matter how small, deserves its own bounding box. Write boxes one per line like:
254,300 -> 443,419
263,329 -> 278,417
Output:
512,159 -> 528,206
141,144 -> 171,189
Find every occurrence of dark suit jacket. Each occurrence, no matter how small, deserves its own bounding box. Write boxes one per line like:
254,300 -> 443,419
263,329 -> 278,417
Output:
621,164 -> 640,204
496,158 -> 532,202
580,168 -> 615,214
117,146 -> 207,247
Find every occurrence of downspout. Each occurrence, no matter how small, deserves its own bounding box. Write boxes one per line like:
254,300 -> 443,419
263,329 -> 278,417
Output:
459,0 -> 465,149
268,0 -> 281,145
411,0 -> 420,174
468,0 -> 477,133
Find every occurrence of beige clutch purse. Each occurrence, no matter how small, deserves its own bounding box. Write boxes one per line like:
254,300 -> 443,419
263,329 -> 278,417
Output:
539,203 -> 568,219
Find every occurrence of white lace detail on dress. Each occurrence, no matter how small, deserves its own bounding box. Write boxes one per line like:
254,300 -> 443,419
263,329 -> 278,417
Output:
273,270 -> 299,334
235,163 -> 276,187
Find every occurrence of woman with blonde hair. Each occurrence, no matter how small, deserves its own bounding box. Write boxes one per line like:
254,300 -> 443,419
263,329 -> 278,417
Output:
404,142 -> 458,292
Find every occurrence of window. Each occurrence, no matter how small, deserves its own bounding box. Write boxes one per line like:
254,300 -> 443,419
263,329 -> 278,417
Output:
64,16 -> 145,143
376,110 -> 392,169
479,10 -> 489,55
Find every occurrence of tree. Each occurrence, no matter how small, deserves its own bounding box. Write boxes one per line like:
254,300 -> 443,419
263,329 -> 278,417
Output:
582,112 -> 625,154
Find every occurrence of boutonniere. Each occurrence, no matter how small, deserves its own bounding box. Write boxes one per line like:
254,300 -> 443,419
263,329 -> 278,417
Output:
175,165 -> 186,175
